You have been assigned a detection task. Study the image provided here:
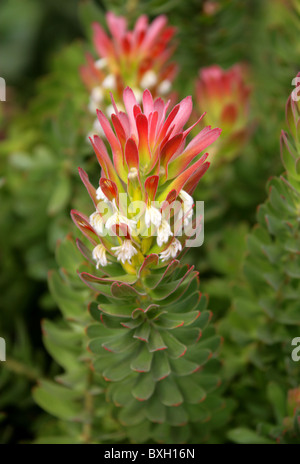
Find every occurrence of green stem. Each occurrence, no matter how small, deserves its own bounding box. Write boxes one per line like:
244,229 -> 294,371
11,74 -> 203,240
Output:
4,357 -> 40,381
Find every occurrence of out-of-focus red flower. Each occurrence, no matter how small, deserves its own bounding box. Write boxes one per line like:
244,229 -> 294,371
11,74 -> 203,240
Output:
287,388 -> 300,416
203,1 -> 220,16
195,64 -> 251,163
80,12 -> 177,133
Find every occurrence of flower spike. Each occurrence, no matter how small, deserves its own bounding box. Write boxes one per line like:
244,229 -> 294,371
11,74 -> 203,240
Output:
73,87 -> 220,272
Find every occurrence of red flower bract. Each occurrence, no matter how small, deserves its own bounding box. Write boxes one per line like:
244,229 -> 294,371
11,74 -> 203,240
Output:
89,87 -> 221,204
81,12 -> 177,102
195,64 -> 251,162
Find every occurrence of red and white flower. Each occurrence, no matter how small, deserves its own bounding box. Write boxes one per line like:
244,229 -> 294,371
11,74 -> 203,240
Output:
81,12 -> 177,137
72,87 -> 221,269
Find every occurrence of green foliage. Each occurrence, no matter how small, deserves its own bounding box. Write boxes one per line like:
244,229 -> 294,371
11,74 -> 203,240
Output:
222,82 -> 300,443
34,236 -> 233,443
0,35 -> 92,444
85,263 -> 230,443
33,236 -> 124,444
1,42 -> 92,281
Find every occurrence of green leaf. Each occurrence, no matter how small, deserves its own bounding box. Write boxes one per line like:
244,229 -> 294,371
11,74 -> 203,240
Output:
158,377 -> 183,407
102,357 -> 133,382
156,311 -> 201,329
111,281 -> 142,299
133,321 -> 151,342
108,378 -> 135,406
166,404 -> 188,426
197,310 -> 212,330
132,373 -> 156,401
131,344 -> 153,372
169,357 -> 199,376
173,327 -> 202,346
48,270 -> 87,319
118,400 -> 146,426
86,323 -> 125,340
47,174 -> 71,216
127,420 -> 152,444
43,333 -> 82,372
151,351 -> 171,381
267,382 -> 286,423
265,213 -> 287,236
89,333 -> 137,354
176,377 -> 206,404
185,348 -> 211,366
195,373 -> 220,391
227,427 -> 274,444
199,334 -> 221,353
184,404 -> 210,423
162,292 -> 200,314
148,329 -> 167,352
161,331 -> 186,358
33,381 -> 83,421
56,236 -> 81,272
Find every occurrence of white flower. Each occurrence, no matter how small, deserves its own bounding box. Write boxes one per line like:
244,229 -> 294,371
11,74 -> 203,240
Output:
89,211 -> 105,235
159,238 -> 182,262
102,74 -> 116,90
145,205 -> 162,229
178,190 -> 194,225
112,240 -> 137,264
140,70 -> 158,89
92,243 -> 108,268
94,58 -> 107,70
157,79 -> 172,95
106,209 -> 137,234
157,219 -> 173,247
96,186 -> 109,203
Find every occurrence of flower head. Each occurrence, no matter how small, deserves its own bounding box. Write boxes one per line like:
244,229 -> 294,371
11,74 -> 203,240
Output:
72,87 -> 221,270
81,12 -> 177,137
196,64 -> 251,162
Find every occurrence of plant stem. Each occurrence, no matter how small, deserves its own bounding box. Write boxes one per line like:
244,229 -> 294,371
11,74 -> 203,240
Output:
4,357 -> 40,381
